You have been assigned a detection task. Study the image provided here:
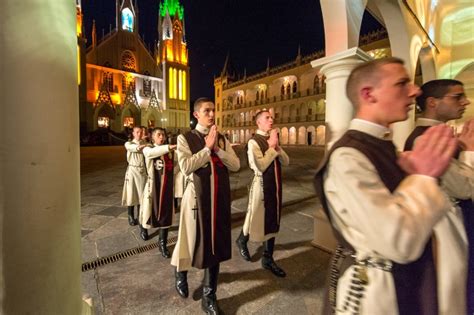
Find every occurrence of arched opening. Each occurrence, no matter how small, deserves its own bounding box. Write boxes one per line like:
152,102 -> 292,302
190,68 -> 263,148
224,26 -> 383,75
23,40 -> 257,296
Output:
95,104 -> 115,130
298,126 -> 306,145
316,125 -> 326,145
280,127 -> 289,145
245,129 -> 251,142
307,126 -> 316,145
289,127 -> 297,145
289,104 -> 297,122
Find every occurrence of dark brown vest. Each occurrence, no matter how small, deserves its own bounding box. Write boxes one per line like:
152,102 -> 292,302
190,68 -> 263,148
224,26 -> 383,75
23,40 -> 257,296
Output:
251,134 -> 283,235
184,130 -> 231,269
404,126 -> 429,151
150,151 -> 174,228
315,130 -> 438,315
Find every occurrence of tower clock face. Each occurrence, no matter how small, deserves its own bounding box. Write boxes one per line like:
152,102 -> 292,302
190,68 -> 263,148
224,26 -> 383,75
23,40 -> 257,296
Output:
121,8 -> 134,32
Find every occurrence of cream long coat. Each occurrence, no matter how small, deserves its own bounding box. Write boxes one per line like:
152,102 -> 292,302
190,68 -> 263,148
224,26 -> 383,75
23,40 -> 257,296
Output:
410,118 -> 474,315
121,139 -> 147,206
243,129 -> 289,242
170,124 -> 240,272
139,144 -> 171,229
323,119 -> 453,314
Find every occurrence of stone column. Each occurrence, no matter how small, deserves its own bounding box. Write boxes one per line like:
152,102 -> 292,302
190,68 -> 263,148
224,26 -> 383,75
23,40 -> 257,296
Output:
310,48 -> 371,252
1,1 -> 82,313
311,47 -> 372,149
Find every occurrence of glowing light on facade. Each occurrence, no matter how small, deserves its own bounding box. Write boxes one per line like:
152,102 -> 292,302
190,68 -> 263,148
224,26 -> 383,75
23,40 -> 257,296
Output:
173,68 -> 178,98
169,67 -> 173,98
178,70 -> 183,100
76,7 -> 82,36
121,8 -> 134,32
182,71 -> 186,100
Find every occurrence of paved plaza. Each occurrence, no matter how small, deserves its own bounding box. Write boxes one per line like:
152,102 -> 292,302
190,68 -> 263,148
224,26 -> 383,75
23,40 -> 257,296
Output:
80,145 -> 331,314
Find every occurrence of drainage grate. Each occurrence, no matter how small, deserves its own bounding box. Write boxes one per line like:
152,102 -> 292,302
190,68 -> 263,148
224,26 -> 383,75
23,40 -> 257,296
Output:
82,235 -> 178,272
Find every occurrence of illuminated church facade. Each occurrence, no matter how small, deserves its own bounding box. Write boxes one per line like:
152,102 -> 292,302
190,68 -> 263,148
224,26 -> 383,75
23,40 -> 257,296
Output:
77,0 -> 190,135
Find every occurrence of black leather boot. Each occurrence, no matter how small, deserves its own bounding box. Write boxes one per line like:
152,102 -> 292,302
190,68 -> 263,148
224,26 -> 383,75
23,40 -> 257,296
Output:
158,229 -> 171,258
235,230 -> 251,261
139,225 -> 148,241
175,268 -> 189,298
261,238 -> 286,278
202,264 -> 220,315
127,206 -> 137,226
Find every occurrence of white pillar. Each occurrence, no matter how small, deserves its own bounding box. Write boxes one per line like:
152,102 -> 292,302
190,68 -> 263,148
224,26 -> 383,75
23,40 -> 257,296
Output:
311,48 -> 372,149
1,1 -> 82,314
310,48 -> 371,252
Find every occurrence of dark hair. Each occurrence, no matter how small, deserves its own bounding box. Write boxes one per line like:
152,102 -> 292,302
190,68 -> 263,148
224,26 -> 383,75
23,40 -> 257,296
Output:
346,57 -> 405,108
416,79 -> 463,111
194,97 -> 213,112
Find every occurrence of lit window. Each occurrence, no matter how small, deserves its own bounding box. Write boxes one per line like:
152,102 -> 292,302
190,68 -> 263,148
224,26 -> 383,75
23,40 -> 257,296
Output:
121,8 -> 134,32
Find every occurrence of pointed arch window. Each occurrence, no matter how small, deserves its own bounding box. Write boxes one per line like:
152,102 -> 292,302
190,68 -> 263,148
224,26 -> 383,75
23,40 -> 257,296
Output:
313,76 -> 319,94
286,83 -> 291,95
281,84 -> 285,96
143,71 -> 151,97
256,90 -> 260,101
121,8 -> 134,32
103,72 -> 113,92
292,81 -> 297,94
321,76 -> 326,93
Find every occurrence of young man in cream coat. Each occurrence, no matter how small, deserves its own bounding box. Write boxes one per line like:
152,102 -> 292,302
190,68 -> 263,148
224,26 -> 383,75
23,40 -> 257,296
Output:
122,126 -> 148,240
171,98 -> 240,314
315,58 -> 459,314
236,110 -> 289,277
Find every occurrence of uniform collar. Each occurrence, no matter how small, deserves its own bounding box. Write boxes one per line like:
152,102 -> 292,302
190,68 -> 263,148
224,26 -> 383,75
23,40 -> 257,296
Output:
350,119 -> 392,140
256,129 -> 269,137
416,118 -> 443,127
195,123 -> 210,135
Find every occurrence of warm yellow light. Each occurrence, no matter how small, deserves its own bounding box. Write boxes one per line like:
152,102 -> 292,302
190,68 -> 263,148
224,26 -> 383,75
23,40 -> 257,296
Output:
169,67 -> 173,99
110,93 -> 121,104
77,45 -> 81,85
166,41 -> 174,62
181,45 -> 188,65
173,68 -> 178,99
178,70 -> 183,100
76,7 -> 82,36
183,71 -> 186,101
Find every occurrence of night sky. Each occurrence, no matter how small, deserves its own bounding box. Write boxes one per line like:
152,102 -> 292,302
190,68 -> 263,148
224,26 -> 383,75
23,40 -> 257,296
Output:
81,0 -> 381,102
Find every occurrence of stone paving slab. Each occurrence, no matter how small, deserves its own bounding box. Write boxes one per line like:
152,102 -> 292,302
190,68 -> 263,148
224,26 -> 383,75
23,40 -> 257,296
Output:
80,145 -> 330,314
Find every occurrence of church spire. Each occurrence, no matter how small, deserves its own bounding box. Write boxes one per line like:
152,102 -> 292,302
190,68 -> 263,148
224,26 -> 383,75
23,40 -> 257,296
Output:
91,20 -> 97,48
159,0 -> 184,20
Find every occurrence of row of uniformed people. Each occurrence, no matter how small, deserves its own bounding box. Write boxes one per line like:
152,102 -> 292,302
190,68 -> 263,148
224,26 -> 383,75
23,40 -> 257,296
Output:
122,99 -> 290,314
122,126 -> 181,257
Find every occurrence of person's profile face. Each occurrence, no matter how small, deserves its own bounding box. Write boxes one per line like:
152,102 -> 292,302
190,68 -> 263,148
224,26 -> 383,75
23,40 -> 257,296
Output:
371,63 -> 420,125
194,102 -> 215,128
436,85 -> 470,121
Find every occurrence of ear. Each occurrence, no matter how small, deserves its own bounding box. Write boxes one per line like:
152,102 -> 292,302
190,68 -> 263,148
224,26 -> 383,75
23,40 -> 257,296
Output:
425,96 -> 438,109
360,86 -> 375,103
193,111 -> 199,119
